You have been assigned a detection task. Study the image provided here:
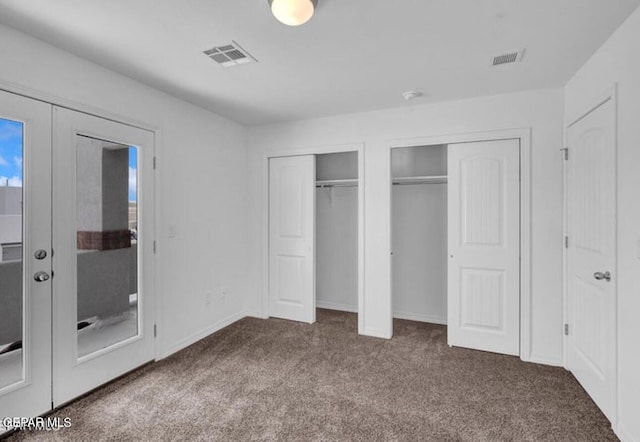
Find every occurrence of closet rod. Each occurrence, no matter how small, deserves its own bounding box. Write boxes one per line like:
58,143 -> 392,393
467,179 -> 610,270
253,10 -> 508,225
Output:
316,178 -> 359,188
392,175 -> 447,185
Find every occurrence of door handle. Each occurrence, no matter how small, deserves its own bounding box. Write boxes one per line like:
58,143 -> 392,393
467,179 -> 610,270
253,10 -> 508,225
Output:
593,271 -> 611,282
33,271 -> 50,282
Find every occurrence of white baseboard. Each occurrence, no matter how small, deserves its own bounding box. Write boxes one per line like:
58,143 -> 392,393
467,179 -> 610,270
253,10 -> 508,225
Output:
361,327 -> 392,339
159,311 -> 245,359
244,309 -> 267,319
527,352 -> 563,367
316,300 -> 358,313
393,311 -> 447,325
615,421 -> 638,442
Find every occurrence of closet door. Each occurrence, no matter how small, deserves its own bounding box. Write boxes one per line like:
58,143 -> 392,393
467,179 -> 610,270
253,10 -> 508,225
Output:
448,139 -> 520,355
268,155 -> 315,323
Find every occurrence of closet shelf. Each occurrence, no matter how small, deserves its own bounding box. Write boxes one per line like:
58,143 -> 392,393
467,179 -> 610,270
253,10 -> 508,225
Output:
392,175 -> 447,185
316,178 -> 359,188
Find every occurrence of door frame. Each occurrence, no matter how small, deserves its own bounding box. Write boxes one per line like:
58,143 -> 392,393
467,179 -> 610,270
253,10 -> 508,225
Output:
562,84 -> 618,423
388,128 -> 533,361
0,81 -> 160,361
261,143 -> 365,333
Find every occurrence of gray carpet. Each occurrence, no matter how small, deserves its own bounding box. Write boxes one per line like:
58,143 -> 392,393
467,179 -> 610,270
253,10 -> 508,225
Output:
6,309 -> 616,441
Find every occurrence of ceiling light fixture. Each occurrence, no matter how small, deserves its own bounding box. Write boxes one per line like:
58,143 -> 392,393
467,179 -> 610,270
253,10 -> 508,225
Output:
268,0 -> 317,26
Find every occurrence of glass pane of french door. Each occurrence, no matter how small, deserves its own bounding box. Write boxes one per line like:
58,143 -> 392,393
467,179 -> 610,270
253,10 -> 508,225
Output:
0,117 -> 24,389
75,137 -> 139,358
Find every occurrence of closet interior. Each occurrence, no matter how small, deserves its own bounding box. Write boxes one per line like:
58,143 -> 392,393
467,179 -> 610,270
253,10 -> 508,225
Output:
391,144 -> 448,324
315,151 -> 358,314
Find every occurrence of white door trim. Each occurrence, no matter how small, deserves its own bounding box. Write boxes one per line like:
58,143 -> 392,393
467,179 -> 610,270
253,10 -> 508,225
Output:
0,80 -> 158,133
261,143 -> 365,334
563,84 -> 618,427
388,128 -> 533,361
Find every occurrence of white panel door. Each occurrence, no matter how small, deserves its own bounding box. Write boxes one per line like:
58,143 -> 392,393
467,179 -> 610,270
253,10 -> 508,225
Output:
448,139 -> 520,355
0,90 -> 52,432
269,156 -> 315,323
566,98 -> 616,422
52,107 -> 155,406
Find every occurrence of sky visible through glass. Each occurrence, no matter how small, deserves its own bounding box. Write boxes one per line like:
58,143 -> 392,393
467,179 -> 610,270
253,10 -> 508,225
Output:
0,119 -> 23,188
128,147 -> 137,202
1,118 -> 137,202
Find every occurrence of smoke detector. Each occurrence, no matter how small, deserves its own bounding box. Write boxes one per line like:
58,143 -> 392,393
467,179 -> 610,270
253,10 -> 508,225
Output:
203,41 -> 256,68
491,49 -> 525,67
402,90 -> 424,101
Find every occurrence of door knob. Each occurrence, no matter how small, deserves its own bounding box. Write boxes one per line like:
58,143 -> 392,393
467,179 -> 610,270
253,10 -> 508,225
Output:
33,271 -> 50,282
593,271 -> 611,282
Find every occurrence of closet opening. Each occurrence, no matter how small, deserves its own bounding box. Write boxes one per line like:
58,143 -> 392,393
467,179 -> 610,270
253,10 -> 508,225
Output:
389,135 -> 524,356
267,147 -> 362,330
391,144 -> 448,326
315,151 -> 359,320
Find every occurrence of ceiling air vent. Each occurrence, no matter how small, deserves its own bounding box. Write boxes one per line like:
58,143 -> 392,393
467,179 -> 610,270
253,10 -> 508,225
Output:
203,41 -> 256,68
491,49 -> 525,67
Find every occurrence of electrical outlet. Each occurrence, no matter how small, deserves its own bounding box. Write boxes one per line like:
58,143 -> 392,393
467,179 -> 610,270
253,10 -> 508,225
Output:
205,291 -> 213,306
220,287 -> 227,299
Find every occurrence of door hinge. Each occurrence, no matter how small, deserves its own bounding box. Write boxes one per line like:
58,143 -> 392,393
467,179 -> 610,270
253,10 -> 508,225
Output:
564,236 -> 569,248
561,147 -> 569,160
564,324 -> 569,336
153,240 -> 157,254
153,156 -> 157,170
154,324 -> 157,338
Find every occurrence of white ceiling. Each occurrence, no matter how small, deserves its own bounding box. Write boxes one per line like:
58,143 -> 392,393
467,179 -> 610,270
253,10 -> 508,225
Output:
0,0 -> 638,126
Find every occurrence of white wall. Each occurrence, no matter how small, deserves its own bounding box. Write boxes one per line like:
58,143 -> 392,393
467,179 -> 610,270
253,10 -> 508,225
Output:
0,24 -> 249,358
316,178 -> 451,323
247,88 -> 565,364
0,187 -> 22,215
391,145 -> 448,324
564,6 -> 640,441
392,183 -> 447,324
316,186 -> 358,312
0,216 -> 21,246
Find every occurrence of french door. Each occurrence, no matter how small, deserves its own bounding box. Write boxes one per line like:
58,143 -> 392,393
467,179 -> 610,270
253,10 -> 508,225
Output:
0,91 -> 155,430
52,107 -> 155,406
0,89 -> 52,423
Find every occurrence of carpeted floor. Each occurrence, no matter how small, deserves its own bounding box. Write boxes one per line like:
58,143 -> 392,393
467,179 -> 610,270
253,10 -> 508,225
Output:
6,309 -> 616,441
